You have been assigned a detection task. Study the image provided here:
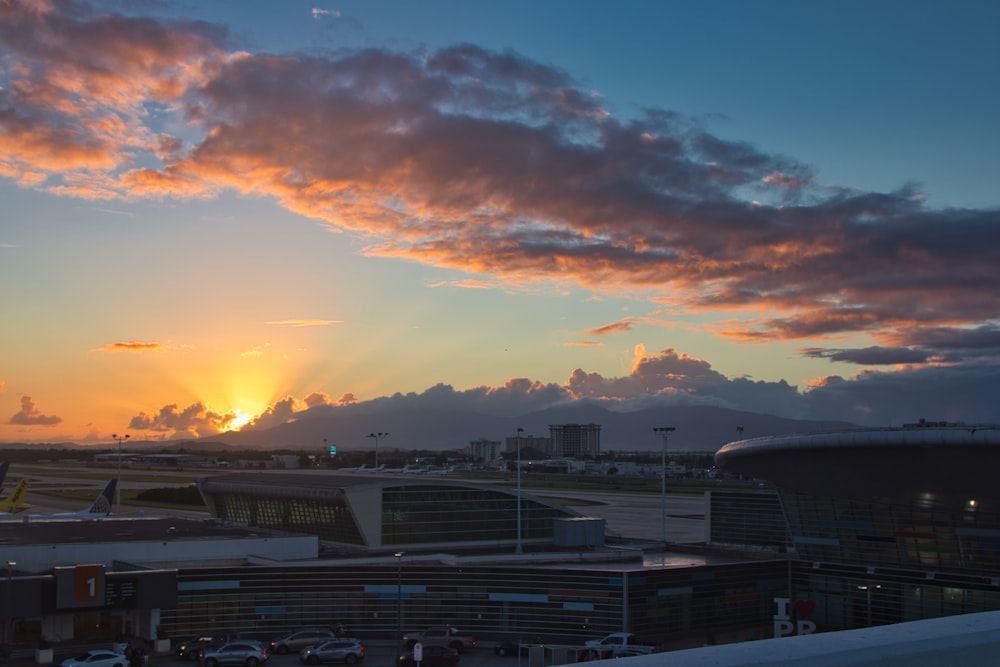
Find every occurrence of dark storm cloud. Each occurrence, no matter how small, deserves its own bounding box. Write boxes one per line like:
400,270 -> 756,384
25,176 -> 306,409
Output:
801,346 -> 932,365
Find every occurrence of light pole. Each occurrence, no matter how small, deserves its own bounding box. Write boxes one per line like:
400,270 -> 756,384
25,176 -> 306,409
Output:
516,427 -> 524,554
5,560 -> 14,667
366,432 -> 388,470
653,427 -> 675,546
112,432 -> 129,514
395,551 -> 404,660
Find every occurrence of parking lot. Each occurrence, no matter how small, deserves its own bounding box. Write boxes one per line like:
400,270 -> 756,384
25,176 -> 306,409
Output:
142,641 -> 548,667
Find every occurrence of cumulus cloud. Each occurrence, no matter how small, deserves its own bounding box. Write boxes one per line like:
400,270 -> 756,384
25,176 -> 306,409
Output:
336,392 -> 359,406
303,391 -> 332,408
8,395 -> 62,426
128,401 -> 238,437
130,339 -> 1000,439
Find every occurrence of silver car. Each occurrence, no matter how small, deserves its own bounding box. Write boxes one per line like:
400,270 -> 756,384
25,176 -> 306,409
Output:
202,641 -> 270,667
298,639 -> 365,665
60,650 -> 127,667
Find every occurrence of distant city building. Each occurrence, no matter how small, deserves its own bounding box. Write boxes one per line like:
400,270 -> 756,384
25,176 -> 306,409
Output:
504,433 -> 552,456
549,423 -> 601,457
469,437 -> 503,464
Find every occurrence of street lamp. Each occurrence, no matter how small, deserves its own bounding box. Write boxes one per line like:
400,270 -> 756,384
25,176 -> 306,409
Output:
653,427 -> 675,546
5,560 -> 14,667
112,432 -> 129,514
366,432 -> 388,470
395,551 -> 404,660
516,427 -> 524,554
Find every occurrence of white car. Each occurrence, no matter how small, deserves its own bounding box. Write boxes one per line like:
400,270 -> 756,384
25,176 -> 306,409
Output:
60,650 -> 128,667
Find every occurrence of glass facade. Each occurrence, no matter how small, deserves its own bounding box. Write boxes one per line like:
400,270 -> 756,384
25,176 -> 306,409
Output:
159,560 -> 788,646
199,474 -> 577,549
382,484 -> 563,545
707,490 -> 789,550
781,490 -> 1000,575
213,491 -> 365,544
790,562 -> 1000,631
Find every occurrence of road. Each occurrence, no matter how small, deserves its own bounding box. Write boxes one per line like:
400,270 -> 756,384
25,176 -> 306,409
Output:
536,490 -> 706,543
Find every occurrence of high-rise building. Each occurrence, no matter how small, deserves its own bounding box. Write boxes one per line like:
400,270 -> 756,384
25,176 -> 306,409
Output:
549,423 -> 601,457
469,437 -> 503,464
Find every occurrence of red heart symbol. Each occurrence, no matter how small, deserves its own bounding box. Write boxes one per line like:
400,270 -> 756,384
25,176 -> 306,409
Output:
792,599 -> 816,618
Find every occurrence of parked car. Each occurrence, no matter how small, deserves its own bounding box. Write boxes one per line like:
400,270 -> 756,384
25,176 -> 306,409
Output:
397,645 -> 459,667
60,650 -> 127,667
202,640 -> 270,667
298,639 -> 365,664
269,629 -> 338,654
176,631 -> 238,660
402,627 -> 474,653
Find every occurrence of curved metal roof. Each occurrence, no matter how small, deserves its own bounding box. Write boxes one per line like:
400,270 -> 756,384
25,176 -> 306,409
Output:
713,425 -> 1000,510
198,472 -> 554,505
715,424 -> 1000,466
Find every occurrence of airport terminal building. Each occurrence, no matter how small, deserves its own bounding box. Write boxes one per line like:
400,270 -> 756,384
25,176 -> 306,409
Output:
2,473 -> 785,652
6,423 -> 1000,656
714,422 -> 1000,630
195,473 -> 597,551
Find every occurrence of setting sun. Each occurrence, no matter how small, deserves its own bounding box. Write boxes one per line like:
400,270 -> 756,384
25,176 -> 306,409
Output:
227,409 -> 254,431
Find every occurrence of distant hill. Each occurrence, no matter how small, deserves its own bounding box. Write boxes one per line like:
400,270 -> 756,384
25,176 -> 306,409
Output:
0,405 -> 858,453
194,402 -> 858,453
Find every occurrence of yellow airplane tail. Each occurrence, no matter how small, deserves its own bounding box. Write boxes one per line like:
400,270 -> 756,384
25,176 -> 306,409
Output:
0,478 -> 30,513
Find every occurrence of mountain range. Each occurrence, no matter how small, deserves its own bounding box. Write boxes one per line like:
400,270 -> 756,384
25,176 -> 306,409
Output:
0,404 -> 859,453
193,402 -> 858,453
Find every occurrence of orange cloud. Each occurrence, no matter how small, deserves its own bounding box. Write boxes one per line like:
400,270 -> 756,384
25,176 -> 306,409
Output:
264,319 -> 343,327
96,341 -> 168,352
128,401 -> 240,437
587,318 -> 637,336
8,395 -> 62,426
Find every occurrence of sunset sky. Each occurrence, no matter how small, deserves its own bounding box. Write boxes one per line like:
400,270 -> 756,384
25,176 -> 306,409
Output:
1,0 -> 998,444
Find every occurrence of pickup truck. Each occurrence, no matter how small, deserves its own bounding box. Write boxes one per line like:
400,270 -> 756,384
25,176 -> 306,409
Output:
402,627 -> 476,653
583,632 -> 656,657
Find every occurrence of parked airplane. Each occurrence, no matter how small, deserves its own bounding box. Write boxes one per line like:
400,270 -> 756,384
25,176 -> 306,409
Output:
338,464 -> 386,473
0,479 -> 116,521
383,464 -> 427,474
0,478 -> 30,514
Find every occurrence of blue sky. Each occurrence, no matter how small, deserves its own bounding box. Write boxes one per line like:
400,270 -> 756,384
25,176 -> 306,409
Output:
0,0 -> 998,443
